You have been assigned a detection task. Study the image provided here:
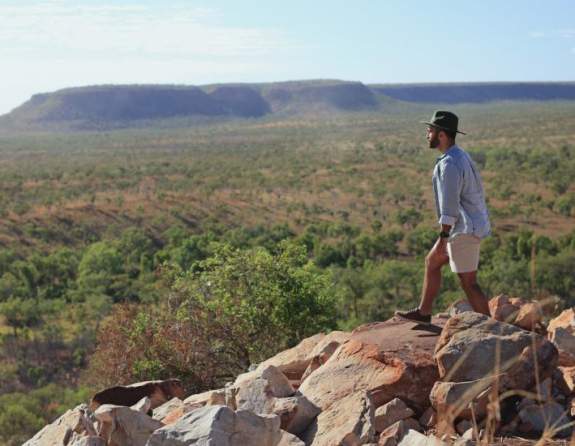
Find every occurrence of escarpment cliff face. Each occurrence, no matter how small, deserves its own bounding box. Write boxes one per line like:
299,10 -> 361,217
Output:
1,80 -> 379,130
3,80 -> 574,131
371,82 -> 575,103
259,81 -> 378,113
25,299 -> 575,445
11,86 -> 227,122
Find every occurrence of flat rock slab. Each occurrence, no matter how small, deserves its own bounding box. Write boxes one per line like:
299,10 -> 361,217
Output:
299,318 -> 444,413
351,317 -> 446,361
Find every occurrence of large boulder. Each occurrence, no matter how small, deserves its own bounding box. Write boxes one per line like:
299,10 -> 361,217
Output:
236,365 -> 295,413
256,333 -> 327,380
435,312 -> 557,391
183,389 -> 226,407
146,405 -> 290,446
299,318 -> 442,413
159,389 -> 228,425
514,302 -> 543,331
95,404 -> 163,446
488,295 -> 542,331
90,379 -> 186,412
447,299 -> 474,317
256,331 -> 351,386
152,398 -> 185,423
373,398 -> 415,433
23,404 -> 97,446
272,395 -> 321,435
300,331 -> 352,384
232,365 -> 319,435
377,418 -> 421,446
429,378 -> 493,421
489,294 -> 519,324
548,308 -> 575,366
301,390 -> 375,446
429,378 -> 493,436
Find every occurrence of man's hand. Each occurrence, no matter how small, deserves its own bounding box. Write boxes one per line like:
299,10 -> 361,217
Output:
436,237 -> 448,257
428,237 -> 449,264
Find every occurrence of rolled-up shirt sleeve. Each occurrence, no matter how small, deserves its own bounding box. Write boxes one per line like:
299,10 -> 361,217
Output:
437,161 -> 461,226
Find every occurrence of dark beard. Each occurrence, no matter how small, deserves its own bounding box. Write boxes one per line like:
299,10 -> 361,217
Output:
428,135 -> 439,149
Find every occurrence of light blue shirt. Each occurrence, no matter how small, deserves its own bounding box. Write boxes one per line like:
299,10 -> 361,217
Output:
432,145 -> 491,239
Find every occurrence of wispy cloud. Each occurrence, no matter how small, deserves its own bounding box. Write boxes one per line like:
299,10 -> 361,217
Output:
0,0 -> 294,59
559,29 -> 575,38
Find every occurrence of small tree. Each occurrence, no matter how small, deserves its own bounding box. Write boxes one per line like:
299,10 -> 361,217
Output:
0,298 -> 43,338
85,242 -> 337,391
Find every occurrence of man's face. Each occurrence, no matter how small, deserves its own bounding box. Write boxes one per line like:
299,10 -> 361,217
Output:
427,126 -> 440,149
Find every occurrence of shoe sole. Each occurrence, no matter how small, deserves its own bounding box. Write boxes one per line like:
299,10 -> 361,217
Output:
394,313 -> 433,326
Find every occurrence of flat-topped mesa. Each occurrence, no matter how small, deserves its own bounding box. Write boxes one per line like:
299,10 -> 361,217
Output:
1,80 -> 379,130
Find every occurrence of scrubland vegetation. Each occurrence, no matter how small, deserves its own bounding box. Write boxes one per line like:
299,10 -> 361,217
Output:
0,101 -> 574,445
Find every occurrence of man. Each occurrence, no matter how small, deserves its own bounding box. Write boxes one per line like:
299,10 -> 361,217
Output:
395,110 -> 491,324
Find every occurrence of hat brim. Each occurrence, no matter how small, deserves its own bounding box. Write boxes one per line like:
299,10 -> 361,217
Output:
421,121 -> 467,135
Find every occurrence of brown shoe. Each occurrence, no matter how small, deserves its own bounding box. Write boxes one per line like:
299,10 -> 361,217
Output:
395,307 -> 432,325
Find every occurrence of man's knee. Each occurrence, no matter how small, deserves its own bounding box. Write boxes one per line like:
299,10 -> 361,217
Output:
425,253 -> 448,270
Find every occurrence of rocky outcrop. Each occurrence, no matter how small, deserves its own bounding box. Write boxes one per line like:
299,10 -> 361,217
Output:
433,311 -> 574,439
25,306 -> 575,445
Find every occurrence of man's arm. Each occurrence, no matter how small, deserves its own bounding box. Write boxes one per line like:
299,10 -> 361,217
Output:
437,161 -> 462,227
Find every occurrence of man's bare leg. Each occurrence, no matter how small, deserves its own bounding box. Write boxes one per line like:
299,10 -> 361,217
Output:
419,239 -> 450,315
457,271 -> 490,316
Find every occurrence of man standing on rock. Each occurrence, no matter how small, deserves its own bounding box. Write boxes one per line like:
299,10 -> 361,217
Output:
395,111 -> 491,324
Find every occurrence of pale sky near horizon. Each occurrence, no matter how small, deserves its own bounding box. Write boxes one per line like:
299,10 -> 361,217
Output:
1,0 -> 574,114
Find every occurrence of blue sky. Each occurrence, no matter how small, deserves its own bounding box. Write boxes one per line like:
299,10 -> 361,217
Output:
1,0 -> 574,114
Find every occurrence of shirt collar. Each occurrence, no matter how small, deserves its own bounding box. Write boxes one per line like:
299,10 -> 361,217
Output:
437,144 -> 459,161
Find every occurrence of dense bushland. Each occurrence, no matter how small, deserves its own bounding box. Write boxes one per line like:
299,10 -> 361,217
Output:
1,102 -> 575,444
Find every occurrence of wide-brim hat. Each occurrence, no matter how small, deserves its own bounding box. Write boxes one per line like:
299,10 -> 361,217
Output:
421,110 -> 466,135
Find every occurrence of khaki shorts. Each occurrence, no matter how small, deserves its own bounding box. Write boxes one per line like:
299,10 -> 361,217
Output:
447,234 -> 481,273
